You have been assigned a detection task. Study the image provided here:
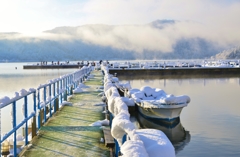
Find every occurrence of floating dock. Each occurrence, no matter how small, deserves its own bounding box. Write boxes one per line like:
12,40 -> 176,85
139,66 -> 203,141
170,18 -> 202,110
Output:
109,67 -> 240,77
19,71 -> 113,157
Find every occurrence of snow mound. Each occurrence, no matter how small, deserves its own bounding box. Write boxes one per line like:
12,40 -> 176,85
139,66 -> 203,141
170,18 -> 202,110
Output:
73,87 -> 83,93
61,101 -> 72,106
89,119 -> 109,126
78,83 -> 89,88
121,140 -> 149,157
134,129 -> 175,157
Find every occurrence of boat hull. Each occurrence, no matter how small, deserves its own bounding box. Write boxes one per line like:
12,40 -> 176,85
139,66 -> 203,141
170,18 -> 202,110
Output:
137,113 -> 191,153
137,105 -> 185,121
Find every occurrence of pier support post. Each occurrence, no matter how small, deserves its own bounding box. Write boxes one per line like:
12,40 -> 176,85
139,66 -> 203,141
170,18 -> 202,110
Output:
22,116 -> 37,139
54,98 -> 59,112
32,116 -> 37,138
64,90 -> 67,101
70,86 -> 73,95
105,106 -> 109,120
40,109 -> 44,127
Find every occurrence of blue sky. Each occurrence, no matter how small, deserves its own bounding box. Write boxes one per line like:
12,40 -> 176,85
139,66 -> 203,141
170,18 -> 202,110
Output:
0,0 -> 239,35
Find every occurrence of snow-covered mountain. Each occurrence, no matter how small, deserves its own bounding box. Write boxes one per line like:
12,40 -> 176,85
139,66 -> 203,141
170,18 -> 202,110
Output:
211,46 -> 240,59
0,20 -> 234,62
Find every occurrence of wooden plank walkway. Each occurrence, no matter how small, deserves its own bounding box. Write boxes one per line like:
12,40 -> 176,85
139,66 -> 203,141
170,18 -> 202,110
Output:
20,71 -> 111,157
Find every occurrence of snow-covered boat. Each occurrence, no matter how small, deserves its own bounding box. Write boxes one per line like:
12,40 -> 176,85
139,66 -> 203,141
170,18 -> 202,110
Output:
127,86 -> 190,121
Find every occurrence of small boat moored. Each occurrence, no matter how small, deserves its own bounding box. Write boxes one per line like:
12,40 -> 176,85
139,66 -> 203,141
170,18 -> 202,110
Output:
126,86 -> 191,121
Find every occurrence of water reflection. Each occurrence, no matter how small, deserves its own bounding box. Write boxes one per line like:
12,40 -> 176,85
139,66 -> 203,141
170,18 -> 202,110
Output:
119,76 -> 240,89
136,113 -> 191,154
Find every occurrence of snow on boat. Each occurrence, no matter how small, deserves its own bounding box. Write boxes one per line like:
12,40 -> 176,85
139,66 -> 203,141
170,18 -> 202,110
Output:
127,86 -> 190,121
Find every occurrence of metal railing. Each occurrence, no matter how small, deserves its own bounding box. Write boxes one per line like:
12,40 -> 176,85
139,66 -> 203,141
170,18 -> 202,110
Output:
0,66 -> 92,157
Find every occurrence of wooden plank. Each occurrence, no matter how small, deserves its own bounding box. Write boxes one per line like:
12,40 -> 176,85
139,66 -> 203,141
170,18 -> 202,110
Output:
103,127 -> 115,148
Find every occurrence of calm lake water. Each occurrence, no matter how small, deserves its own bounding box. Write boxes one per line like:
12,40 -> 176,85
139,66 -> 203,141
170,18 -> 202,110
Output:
119,75 -> 240,157
0,62 -> 76,134
1,62 -> 240,156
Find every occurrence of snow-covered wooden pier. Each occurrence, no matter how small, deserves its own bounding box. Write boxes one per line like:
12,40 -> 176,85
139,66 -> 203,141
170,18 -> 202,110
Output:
1,66 -> 116,157
19,70 -> 112,157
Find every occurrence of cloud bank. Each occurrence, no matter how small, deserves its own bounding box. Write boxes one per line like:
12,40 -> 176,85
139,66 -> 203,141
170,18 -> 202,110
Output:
42,19 -> 240,53
1,0 -> 240,54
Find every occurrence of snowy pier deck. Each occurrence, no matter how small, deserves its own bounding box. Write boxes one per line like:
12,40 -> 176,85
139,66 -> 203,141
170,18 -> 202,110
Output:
19,71 -> 112,157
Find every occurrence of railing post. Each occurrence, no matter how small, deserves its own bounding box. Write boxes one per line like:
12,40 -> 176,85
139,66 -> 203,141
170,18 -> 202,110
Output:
0,105 -> 1,155
69,75 -> 72,95
67,76 -> 69,96
109,113 -> 113,128
32,116 -> 37,139
114,139 -> 120,157
64,77 -> 67,101
33,91 -> 37,118
12,101 -> 17,156
37,89 -> 41,129
43,86 -> 47,123
122,134 -> 127,145
60,79 -> 63,104
70,86 -> 73,95
73,74 -> 76,89
53,82 -> 57,113
32,91 -> 37,138
65,77 -> 68,97
55,98 -> 59,111
71,75 -> 75,90
64,90 -> 67,101
24,96 -> 28,146
49,84 -> 52,117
